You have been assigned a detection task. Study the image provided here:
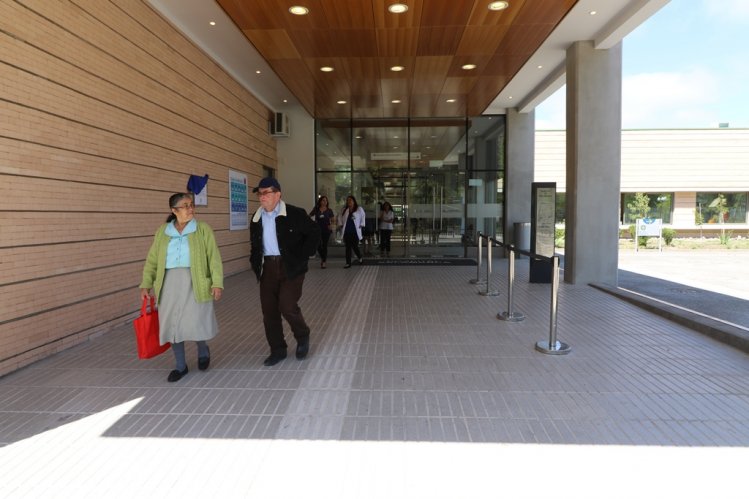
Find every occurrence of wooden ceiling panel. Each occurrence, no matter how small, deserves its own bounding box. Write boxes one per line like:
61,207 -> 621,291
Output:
243,29 -> 299,60
339,58 -> 381,80
442,75 -> 478,94
416,26 -> 464,56
467,0 -> 526,25
319,0 -> 376,28
418,0 -> 474,27
378,57 -> 415,78
496,23 -> 556,57
379,78 -> 410,99
376,29 -> 419,57
289,30 -> 378,58
372,0 -> 423,28
349,79 -> 383,98
482,53 -> 526,77
351,93 -> 383,108
447,55 -> 491,77
218,0 -> 578,119
467,75 -> 510,115
457,25 -> 511,56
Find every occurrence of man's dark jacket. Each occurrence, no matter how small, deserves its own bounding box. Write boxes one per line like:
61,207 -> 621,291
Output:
250,200 -> 321,280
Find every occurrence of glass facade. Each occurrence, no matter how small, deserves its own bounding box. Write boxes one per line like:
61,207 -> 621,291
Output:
621,192 -> 674,224
695,192 -> 748,224
314,116 -> 506,256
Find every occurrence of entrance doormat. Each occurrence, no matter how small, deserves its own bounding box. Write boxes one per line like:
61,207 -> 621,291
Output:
362,258 -> 477,266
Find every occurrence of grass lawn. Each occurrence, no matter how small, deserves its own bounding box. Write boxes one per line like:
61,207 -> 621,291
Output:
618,237 -> 749,250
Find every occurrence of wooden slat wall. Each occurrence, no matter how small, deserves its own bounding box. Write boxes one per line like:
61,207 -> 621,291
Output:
0,0 -> 275,376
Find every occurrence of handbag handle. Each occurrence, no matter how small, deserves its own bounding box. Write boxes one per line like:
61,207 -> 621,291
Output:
141,295 -> 156,315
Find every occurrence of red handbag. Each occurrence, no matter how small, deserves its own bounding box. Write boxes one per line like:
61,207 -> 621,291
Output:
133,296 -> 170,359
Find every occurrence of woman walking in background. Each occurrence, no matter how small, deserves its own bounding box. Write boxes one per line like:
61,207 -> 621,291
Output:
309,195 -> 335,268
338,195 -> 365,268
140,193 -> 223,382
379,201 -> 395,257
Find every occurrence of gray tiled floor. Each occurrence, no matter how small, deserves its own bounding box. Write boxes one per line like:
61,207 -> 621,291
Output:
1,258 -> 748,498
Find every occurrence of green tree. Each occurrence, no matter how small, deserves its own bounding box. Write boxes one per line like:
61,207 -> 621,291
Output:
627,193 -> 651,247
709,194 -> 730,244
627,192 -> 651,220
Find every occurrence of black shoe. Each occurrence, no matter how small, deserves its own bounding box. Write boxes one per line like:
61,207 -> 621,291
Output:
344,263 -> 351,268
167,367 -> 188,382
296,339 -> 309,360
198,356 -> 210,371
263,352 -> 287,367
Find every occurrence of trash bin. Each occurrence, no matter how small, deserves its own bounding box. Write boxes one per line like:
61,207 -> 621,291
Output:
513,222 -> 530,259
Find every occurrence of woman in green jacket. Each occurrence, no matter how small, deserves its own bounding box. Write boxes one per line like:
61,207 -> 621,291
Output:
140,193 -> 224,382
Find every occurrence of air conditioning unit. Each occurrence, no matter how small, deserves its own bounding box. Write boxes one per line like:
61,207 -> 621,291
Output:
269,112 -> 290,137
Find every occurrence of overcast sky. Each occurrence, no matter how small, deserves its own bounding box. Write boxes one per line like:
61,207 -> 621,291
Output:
535,0 -> 749,130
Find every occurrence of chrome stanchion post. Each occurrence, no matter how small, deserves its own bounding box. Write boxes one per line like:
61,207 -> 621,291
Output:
535,256 -> 570,354
479,238 -> 499,296
469,232 -> 486,284
497,245 -> 524,321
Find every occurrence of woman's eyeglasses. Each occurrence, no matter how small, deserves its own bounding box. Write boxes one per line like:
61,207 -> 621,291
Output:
173,203 -> 195,210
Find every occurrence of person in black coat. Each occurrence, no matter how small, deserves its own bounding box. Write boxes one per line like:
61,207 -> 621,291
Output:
249,177 -> 320,366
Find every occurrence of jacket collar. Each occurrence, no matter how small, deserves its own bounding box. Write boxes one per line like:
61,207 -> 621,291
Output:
252,200 -> 287,223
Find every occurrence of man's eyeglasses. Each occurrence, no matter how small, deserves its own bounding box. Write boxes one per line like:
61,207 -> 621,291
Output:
173,203 -> 195,210
256,189 -> 278,197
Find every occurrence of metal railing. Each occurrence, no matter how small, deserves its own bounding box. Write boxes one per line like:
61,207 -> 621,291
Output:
469,234 -> 570,355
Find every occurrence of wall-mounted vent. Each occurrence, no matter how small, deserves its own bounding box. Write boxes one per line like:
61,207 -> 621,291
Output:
269,112 -> 290,137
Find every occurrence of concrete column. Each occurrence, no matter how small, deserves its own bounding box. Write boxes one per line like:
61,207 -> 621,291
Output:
565,41 -> 622,285
505,108 -> 535,245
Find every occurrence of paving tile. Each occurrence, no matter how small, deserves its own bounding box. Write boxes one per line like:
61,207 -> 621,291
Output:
1,262 -> 749,495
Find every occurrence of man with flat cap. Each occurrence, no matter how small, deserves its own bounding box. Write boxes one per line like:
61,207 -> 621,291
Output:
250,177 -> 320,366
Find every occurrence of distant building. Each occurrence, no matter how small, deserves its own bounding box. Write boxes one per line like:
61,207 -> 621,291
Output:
535,128 -> 749,236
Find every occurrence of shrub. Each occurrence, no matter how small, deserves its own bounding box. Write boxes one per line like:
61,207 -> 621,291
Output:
719,230 -> 733,245
662,228 -> 676,246
553,227 -> 565,248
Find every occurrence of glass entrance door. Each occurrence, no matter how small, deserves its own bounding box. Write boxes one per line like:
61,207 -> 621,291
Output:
314,116 -> 505,259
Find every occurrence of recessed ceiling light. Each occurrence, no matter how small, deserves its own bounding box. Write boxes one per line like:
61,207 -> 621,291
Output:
589,10 -> 597,16
283,99 -> 288,103
256,70 -> 261,74
488,1 -> 509,11
508,96 -> 513,100
355,135 -> 362,139
462,64 -> 477,70
394,136 -> 399,139
209,21 -> 216,26
320,66 -> 334,72
388,3 -> 408,14
289,6 -> 309,15
390,65 -> 404,72
446,99 -> 456,103
537,65 -> 543,69
337,100 -> 347,104
391,99 -> 401,104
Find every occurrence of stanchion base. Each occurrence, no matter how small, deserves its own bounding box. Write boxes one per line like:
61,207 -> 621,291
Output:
535,340 -> 571,355
497,311 -> 525,322
469,279 -> 487,285
479,290 -> 499,296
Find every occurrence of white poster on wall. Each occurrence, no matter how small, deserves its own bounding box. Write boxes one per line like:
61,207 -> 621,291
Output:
229,170 -> 248,230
